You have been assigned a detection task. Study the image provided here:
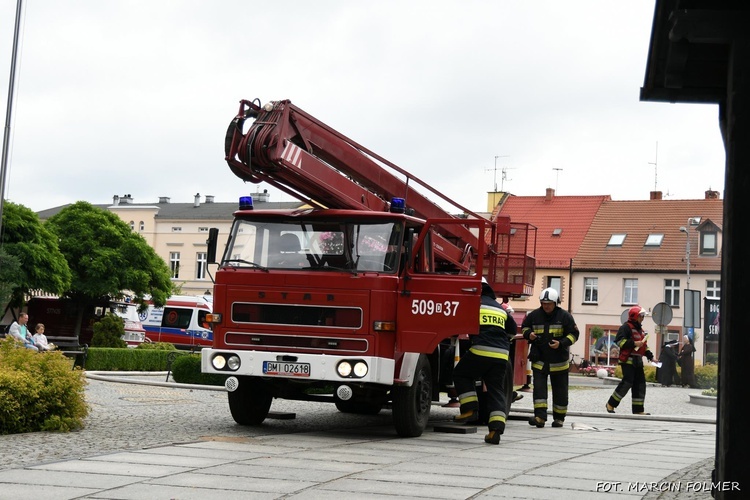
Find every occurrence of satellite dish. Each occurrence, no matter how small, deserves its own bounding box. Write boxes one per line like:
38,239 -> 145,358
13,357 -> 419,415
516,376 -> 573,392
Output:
652,302 -> 673,326
620,309 -> 630,324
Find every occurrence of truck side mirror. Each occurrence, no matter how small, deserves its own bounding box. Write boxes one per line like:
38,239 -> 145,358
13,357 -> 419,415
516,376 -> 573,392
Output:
206,228 -> 219,264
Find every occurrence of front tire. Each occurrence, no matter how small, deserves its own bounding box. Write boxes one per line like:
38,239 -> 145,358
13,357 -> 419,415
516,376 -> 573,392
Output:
392,354 -> 432,437
227,376 -> 272,425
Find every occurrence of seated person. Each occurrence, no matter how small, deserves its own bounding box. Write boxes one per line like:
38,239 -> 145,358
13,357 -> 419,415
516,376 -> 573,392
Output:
32,323 -> 55,351
8,313 -> 38,351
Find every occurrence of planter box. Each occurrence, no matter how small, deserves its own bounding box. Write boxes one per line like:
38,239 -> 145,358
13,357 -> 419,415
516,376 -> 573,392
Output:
689,394 -> 717,408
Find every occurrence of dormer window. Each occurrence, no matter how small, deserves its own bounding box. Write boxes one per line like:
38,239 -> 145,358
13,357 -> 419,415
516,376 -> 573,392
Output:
701,231 -> 717,255
607,234 -> 626,246
645,234 -> 663,246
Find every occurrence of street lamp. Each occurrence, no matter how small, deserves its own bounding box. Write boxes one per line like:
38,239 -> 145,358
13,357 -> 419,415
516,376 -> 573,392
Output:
679,217 -> 701,290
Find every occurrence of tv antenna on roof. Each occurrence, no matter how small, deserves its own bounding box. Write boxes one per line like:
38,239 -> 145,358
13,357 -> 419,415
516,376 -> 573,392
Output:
486,155 -> 509,192
648,141 -> 658,191
553,168 -> 563,191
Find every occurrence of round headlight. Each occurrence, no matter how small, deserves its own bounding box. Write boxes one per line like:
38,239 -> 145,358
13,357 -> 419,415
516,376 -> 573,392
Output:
353,361 -> 368,378
212,355 -> 226,370
337,361 -> 352,377
227,355 -> 241,370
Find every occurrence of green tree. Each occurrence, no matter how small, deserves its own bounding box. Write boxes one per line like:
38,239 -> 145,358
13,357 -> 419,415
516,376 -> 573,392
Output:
0,202 -> 71,311
45,202 -> 173,337
0,248 -> 22,313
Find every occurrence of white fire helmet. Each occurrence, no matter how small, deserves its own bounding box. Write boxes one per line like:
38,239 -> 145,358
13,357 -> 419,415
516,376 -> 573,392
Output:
539,287 -> 560,304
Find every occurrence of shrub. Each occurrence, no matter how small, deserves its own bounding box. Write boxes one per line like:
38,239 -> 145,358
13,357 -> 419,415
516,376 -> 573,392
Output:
705,353 -> 718,365
91,313 -> 127,348
0,338 -> 88,434
136,341 -> 175,351
85,347 -> 173,371
170,354 -> 227,386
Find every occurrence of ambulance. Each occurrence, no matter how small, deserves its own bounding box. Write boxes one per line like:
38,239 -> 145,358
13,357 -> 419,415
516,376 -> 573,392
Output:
139,295 -> 213,348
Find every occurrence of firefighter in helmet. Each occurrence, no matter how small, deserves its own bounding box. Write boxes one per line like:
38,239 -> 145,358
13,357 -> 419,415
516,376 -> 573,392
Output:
522,287 -> 579,428
452,277 -> 517,445
606,306 -> 657,414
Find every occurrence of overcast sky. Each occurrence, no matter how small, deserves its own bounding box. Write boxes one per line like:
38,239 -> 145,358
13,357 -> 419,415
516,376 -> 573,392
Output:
0,1 -> 726,215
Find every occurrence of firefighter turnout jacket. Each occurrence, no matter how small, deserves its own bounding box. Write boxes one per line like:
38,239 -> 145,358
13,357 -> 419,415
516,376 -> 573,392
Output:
522,305 -> 579,364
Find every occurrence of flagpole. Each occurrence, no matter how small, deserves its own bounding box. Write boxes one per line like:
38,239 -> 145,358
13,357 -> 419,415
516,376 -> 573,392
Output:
0,0 -> 24,237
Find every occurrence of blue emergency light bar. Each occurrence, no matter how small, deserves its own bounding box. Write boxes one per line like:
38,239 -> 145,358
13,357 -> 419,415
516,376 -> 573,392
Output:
239,196 -> 254,210
390,197 -> 405,213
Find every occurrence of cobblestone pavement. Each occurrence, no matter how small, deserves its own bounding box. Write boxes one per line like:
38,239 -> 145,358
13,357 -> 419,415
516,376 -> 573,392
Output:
0,373 -> 719,499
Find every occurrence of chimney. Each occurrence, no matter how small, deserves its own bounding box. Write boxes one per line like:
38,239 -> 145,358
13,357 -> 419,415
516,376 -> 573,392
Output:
705,189 -> 720,199
545,188 -> 555,201
650,191 -> 663,200
158,196 -> 170,204
255,189 -> 270,202
121,194 -> 133,204
194,193 -> 201,208
205,195 -> 214,204
112,195 -> 120,205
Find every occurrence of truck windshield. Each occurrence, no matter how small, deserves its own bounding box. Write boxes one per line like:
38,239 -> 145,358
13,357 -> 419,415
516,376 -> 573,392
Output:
223,218 -> 403,273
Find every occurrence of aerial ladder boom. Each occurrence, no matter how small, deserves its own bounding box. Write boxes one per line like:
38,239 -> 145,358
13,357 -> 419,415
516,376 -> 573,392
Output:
225,99 -> 535,294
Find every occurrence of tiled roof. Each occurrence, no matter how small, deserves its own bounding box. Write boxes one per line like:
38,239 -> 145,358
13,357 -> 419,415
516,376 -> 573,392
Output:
495,191 -> 610,268
573,198 -> 723,272
37,201 -> 305,220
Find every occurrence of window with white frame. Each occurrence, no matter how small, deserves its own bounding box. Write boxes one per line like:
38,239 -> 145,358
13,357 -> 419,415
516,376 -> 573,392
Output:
172,227 -> 182,232
547,276 -> 562,300
700,231 -> 717,255
169,252 -> 180,279
199,227 -> 209,232
129,220 -> 134,230
583,278 -> 598,303
196,252 -> 207,280
607,234 -> 626,246
623,279 -> 638,305
706,280 -> 721,298
664,279 -> 680,307
139,221 -> 145,231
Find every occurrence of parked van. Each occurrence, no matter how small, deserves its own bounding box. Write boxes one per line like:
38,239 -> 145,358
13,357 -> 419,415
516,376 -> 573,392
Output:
139,295 -> 213,348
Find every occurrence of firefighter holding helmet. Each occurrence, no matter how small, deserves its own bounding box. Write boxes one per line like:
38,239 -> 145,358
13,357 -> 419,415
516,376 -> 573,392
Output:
522,287 -> 579,428
452,277 -> 517,445
605,306 -> 657,414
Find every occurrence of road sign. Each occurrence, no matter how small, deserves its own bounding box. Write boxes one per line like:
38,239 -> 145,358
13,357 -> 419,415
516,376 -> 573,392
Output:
652,302 -> 673,326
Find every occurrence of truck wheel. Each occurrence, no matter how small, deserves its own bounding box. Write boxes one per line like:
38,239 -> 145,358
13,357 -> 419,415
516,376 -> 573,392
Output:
335,400 -> 383,415
392,354 -> 432,437
228,376 -> 272,425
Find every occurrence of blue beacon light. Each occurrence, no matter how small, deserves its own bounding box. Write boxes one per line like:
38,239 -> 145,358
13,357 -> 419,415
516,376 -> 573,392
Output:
239,196 -> 254,210
390,197 -> 405,213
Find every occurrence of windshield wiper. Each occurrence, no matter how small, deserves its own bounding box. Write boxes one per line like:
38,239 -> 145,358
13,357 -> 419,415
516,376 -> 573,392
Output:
222,259 -> 269,272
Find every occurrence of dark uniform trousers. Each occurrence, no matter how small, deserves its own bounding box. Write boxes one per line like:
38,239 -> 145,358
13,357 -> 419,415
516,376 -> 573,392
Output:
607,356 -> 647,413
453,350 -> 508,433
531,359 -> 569,422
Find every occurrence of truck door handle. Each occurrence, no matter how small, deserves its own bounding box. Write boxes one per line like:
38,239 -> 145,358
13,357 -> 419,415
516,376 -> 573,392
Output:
461,287 -> 478,292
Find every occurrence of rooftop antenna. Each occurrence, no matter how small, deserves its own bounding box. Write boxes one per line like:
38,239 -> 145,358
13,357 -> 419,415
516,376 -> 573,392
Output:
552,168 -> 563,192
500,165 -> 515,191
486,155 -> 509,192
648,141 -> 658,191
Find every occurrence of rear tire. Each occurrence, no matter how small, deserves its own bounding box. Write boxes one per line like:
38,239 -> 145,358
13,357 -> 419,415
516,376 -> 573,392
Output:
227,376 -> 272,425
392,354 -> 432,437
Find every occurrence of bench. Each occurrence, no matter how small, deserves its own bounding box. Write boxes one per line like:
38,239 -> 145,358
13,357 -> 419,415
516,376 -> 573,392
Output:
45,336 -> 89,369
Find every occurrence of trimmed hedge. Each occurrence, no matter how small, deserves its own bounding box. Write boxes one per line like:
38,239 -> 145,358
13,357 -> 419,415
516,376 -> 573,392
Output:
85,347 -> 173,371
171,354 -> 227,386
0,338 -> 88,434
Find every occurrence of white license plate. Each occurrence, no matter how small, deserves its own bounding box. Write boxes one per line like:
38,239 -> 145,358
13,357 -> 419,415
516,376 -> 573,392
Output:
263,361 -> 311,377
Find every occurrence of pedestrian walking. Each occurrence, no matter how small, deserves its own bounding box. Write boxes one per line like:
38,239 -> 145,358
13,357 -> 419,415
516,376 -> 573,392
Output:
521,287 -> 579,428
606,306 -> 657,414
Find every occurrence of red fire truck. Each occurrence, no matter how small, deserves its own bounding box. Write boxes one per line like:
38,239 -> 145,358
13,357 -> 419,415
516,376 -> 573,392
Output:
202,99 -> 536,437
